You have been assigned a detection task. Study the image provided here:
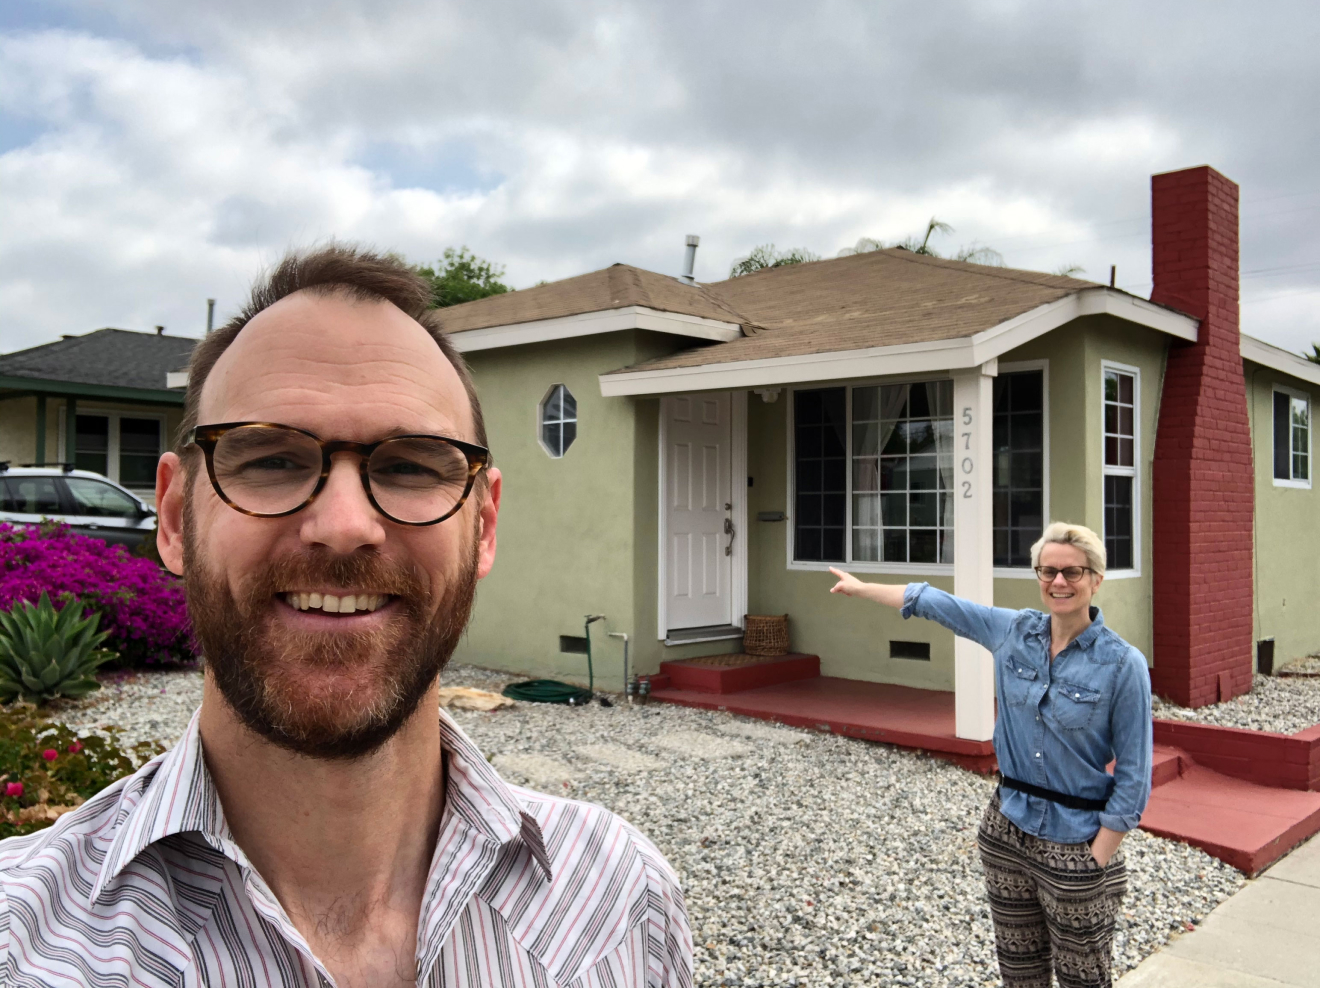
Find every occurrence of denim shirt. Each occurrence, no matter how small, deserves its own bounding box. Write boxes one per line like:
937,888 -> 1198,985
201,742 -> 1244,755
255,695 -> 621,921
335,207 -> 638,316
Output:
902,583 -> 1153,844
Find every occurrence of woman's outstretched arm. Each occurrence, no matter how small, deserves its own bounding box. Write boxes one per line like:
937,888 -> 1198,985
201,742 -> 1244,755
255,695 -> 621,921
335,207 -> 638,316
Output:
828,568 -> 906,608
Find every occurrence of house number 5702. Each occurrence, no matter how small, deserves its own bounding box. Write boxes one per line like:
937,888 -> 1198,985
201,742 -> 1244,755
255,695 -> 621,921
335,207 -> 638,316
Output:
960,406 -> 974,498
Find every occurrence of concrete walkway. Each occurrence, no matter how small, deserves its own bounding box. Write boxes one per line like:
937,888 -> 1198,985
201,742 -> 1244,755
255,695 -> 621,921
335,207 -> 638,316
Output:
1119,832 -> 1320,987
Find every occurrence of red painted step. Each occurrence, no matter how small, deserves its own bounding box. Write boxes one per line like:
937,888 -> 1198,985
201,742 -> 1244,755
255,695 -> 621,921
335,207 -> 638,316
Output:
658,653 -> 820,694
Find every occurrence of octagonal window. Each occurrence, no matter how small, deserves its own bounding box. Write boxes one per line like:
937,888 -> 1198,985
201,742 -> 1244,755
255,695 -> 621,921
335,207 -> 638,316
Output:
540,384 -> 577,458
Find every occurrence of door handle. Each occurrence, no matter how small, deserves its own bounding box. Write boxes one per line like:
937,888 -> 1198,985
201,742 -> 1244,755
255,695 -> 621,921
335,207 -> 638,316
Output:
723,516 -> 735,556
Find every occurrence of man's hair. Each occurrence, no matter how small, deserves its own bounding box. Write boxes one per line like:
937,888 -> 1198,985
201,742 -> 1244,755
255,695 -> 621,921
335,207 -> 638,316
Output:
1030,521 -> 1106,576
177,244 -> 487,454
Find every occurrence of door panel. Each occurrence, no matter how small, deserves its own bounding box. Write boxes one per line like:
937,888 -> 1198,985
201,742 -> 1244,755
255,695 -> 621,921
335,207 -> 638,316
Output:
665,393 -> 732,630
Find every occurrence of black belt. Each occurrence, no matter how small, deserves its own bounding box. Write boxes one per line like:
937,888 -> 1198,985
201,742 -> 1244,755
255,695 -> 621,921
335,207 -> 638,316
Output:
998,774 -> 1108,812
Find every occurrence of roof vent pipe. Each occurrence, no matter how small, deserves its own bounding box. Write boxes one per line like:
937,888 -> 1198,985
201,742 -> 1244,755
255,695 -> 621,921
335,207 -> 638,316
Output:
679,235 -> 700,284
206,298 -> 216,333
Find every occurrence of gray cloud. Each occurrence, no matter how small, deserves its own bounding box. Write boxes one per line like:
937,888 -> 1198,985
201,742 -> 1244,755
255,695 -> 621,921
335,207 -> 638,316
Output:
2,0 -> 1318,353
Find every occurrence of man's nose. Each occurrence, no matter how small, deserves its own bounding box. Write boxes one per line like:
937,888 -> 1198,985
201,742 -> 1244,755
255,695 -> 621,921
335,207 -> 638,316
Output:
298,453 -> 386,552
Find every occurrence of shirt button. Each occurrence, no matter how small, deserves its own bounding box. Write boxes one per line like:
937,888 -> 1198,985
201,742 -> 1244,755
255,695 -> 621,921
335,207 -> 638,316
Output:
1074,693 -> 1080,698
1036,716 -> 1041,721
1035,752 -> 1041,758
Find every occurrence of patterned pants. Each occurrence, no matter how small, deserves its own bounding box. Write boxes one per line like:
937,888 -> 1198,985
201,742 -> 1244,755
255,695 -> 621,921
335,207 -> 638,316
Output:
977,794 -> 1128,988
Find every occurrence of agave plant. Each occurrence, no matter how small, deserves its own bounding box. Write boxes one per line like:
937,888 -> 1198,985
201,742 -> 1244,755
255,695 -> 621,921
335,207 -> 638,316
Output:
0,593 -> 116,704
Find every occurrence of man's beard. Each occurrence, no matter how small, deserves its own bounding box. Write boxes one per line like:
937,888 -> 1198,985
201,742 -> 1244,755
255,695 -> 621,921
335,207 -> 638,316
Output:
184,500 -> 479,760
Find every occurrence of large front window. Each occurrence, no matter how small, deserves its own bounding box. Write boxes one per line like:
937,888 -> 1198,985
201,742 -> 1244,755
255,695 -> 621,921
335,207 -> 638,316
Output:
852,381 -> 954,564
794,381 -> 956,566
66,412 -> 163,490
793,372 -> 1046,568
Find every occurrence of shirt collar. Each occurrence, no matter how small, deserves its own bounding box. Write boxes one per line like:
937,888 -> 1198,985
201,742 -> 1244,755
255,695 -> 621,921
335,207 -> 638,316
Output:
1030,606 -> 1106,652
94,703 -> 552,904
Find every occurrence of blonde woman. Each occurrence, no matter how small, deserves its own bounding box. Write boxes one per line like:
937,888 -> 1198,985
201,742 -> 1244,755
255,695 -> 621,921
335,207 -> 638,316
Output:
829,522 -> 1151,988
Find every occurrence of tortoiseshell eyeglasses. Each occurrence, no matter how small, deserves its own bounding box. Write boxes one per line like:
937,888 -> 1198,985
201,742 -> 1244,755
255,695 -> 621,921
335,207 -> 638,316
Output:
187,422 -> 490,526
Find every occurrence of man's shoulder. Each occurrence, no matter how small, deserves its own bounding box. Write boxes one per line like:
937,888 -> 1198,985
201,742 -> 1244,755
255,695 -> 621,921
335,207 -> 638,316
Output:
0,753 -> 162,909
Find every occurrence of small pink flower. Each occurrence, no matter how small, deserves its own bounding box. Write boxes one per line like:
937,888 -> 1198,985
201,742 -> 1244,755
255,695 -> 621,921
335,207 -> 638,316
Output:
68,741 -> 83,754
5,782 -> 23,798
42,749 -> 58,762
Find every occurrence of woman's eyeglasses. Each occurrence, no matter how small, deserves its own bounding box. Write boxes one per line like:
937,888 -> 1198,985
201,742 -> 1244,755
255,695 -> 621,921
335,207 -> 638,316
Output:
1034,566 -> 1094,584
187,422 -> 490,526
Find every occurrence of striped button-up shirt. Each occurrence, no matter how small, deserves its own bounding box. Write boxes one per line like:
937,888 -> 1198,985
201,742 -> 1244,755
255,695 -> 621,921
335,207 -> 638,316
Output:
0,709 -> 693,987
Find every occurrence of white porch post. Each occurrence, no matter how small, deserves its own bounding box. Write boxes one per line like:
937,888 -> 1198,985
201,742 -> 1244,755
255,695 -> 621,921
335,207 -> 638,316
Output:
952,360 -> 997,742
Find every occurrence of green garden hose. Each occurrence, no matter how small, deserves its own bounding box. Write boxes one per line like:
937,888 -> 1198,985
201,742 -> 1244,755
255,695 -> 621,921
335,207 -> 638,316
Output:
501,614 -> 606,705
500,679 -> 595,705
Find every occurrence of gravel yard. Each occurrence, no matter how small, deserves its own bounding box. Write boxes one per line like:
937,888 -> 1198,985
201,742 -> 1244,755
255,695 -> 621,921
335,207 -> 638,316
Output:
1152,671 -> 1320,735
48,664 -> 1246,988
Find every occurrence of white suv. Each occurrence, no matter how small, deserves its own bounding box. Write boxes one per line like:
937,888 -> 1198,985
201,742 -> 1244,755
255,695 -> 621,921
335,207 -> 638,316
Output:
0,464 -> 157,549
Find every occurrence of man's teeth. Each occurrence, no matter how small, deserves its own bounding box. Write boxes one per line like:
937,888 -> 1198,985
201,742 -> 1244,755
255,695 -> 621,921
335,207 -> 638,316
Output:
284,592 -> 386,613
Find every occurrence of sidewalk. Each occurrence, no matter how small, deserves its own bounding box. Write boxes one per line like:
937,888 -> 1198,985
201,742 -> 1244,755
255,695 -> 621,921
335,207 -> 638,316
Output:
1119,832 -> 1320,987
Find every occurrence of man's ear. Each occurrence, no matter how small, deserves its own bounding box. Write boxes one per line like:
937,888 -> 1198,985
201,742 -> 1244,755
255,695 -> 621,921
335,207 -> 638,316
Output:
476,467 -> 501,580
156,452 -> 188,576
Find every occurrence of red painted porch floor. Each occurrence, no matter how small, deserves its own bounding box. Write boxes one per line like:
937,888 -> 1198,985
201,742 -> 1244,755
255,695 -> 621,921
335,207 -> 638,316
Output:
651,676 -> 1320,875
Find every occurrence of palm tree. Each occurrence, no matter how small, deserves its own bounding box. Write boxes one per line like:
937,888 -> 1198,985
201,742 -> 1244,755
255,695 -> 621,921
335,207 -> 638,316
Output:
839,218 -> 1004,267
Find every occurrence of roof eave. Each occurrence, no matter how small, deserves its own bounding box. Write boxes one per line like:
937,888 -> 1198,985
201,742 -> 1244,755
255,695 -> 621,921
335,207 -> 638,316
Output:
446,305 -> 743,352
598,288 -> 1200,397
0,374 -> 186,406
1240,334 -> 1320,387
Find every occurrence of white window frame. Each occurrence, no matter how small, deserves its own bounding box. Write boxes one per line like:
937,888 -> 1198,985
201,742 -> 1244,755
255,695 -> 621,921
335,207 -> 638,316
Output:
1101,361 -> 1141,578
992,359 -> 1051,579
785,374 -> 957,576
56,407 -> 168,492
1272,384 -> 1312,490
537,383 -> 577,459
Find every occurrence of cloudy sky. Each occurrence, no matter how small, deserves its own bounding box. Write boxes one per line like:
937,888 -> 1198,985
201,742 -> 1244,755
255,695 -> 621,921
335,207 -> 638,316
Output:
2,0 -> 1318,355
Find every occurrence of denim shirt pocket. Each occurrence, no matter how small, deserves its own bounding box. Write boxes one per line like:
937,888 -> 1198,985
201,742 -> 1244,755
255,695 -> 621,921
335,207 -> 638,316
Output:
1049,681 -> 1103,730
1003,662 -> 1039,707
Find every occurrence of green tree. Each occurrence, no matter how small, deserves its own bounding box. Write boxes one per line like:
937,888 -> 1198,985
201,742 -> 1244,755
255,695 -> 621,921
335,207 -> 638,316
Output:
729,244 -> 822,278
1306,343 -> 1320,365
415,247 -> 510,308
839,217 -> 1003,266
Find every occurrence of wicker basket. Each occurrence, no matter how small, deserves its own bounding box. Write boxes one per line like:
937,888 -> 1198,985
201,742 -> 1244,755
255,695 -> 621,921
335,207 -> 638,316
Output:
743,614 -> 789,656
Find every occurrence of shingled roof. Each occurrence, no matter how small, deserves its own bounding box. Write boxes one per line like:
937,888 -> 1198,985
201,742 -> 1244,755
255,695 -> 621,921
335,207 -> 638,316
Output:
618,249 -> 1099,373
438,263 -> 748,333
437,248 -> 1109,371
0,329 -> 197,393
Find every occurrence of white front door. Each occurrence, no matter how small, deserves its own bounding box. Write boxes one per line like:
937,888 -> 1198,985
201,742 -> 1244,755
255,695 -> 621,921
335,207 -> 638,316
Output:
664,393 -> 734,630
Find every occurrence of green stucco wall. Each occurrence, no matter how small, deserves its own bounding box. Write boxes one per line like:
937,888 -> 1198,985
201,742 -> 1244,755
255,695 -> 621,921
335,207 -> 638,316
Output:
1245,360 -> 1320,665
455,330 -> 696,689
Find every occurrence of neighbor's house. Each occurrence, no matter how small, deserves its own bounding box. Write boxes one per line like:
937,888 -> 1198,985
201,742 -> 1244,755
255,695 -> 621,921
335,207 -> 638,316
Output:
0,329 -> 196,504
441,165 -> 1319,732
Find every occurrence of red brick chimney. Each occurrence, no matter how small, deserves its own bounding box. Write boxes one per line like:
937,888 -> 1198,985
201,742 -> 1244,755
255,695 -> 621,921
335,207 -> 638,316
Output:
1149,166 -> 1254,708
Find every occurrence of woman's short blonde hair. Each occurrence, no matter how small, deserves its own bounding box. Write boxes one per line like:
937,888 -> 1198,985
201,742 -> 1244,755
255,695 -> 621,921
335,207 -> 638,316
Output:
1029,522 -> 1107,576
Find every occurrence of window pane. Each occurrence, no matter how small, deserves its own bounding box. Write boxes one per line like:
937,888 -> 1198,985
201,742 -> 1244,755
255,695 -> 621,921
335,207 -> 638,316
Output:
1119,374 -> 1133,404
794,387 -> 846,562
542,421 -> 562,457
854,458 -> 879,492
853,386 -> 879,422
853,527 -> 879,562
909,491 -> 937,527
1104,371 -> 1118,403
908,385 -> 932,419
880,457 -> 906,491
881,493 -> 906,526
561,387 -> 577,422
993,370 -> 1045,567
909,529 -> 937,563
74,415 -> 109,476
883,529 -> 907,563
119,418 -> 160,453
908,455 -> 938,490
1274,391 -> 1292,479
1104,475 -> 1134,570
853,493 -> 879,527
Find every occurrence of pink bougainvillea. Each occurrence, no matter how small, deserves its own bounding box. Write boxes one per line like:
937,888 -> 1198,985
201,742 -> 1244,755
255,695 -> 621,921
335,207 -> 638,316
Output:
41,749 -> 58,762
0,523 -> 193,665
68,741 -> 83,754
5,782 -> 23,798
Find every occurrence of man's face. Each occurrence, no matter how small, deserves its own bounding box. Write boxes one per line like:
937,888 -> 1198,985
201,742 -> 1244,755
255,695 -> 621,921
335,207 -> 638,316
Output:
157,289 -> 500,759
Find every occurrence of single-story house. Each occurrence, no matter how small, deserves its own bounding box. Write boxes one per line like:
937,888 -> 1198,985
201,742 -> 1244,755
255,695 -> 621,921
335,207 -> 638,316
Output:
0,328 -> 196,504
439,165 -> 1319,732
